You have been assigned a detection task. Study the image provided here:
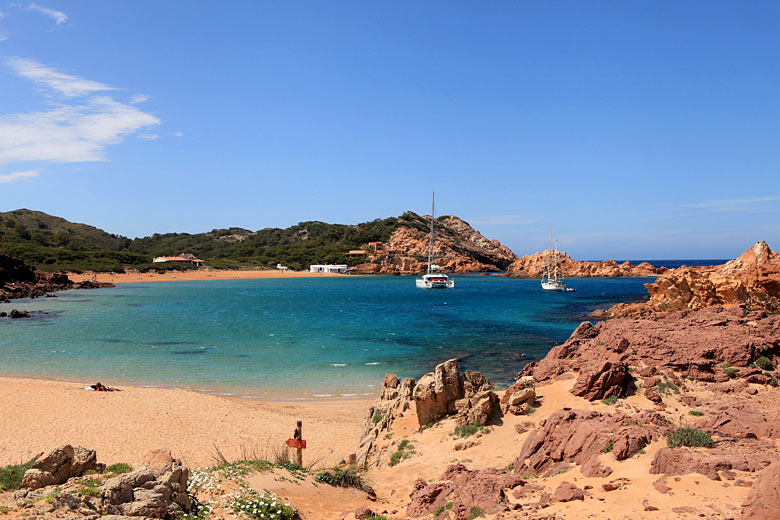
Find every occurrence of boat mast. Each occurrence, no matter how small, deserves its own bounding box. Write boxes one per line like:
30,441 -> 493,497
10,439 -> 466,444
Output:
427,192 -> 435,275
545,225 -> 551,282
554,239 -> 559,283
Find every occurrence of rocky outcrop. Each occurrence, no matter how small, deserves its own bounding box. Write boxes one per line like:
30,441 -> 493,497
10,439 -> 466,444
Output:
569,360 -> 630,401
350,214 -> 517,275
102,456 -> 191,518
505,250 -> 664,278
356,359 -> 499,467
22,444 -> 103,489
500,376 -> 536,415
0,254 -> 74,302
554,481 -> 584,502
520,306 -> 780,387
650,447 -> 772,481
596,241 -> 780,318
514,409 -> 670,477
407,464 -> 526,519
742,460 -> 780,520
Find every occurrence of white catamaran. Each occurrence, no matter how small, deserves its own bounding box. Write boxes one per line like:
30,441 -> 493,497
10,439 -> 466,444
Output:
416,193 -> 455,289
541,226 -> 573,292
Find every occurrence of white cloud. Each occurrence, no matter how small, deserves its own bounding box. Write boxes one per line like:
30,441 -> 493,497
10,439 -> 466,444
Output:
172,131 -> 183,137
130,94 -> 150,104
0,10 -> 6,19
683,196 -> 780,212
138,133 -> 159,140
469,215 -> 537,226
6,57 -> 115,97
0,59 -> 161,171
0,170 -> 39,183
0,33 -> 8,42
27,3 -> 67,24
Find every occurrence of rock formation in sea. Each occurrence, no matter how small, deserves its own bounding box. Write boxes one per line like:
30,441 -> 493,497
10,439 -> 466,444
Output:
349,215 -> 518,275
594,241 -> 780,318
0,254 -> 113,304
505,249 -> 665,278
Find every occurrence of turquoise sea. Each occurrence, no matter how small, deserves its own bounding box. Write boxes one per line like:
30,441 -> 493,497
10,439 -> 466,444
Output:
0,275 -> 654,398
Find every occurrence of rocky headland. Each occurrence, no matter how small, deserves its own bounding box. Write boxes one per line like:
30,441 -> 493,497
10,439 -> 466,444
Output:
349,215 -> 517,275
0,253 -> 113,305
593,241 -> 780,318
505,250 -> 665,278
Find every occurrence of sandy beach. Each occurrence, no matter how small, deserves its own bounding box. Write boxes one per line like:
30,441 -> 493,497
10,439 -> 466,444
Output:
67,269 -> 345,284
0,377 -> 368,469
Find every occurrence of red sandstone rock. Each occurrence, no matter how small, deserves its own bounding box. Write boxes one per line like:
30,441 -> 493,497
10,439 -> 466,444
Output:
554,481 -> 583,502
649,447 -> 772,481
570,360 -> 630,401
505,250 -> 664,278
742,460 -> 780,520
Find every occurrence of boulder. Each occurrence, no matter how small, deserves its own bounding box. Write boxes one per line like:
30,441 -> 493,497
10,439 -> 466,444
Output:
414,358 -> 463,426
500,376 -> 536,415
103,455 -> 191,518
742,460 -> 780,520
22,445 -> 102,489
554,481 -> 584,502
650,447 -> 772,481
570,360 -> 630,401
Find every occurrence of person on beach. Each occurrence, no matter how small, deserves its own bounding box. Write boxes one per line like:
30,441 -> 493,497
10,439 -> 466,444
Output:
85,382 -> 120,392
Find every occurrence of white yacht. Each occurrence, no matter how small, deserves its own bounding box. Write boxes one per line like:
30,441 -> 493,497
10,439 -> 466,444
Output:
541,227 -> 573,291
416,193 -> 454,289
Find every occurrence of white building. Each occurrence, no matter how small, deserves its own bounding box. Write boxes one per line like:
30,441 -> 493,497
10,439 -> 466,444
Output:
309,264 -> 348,274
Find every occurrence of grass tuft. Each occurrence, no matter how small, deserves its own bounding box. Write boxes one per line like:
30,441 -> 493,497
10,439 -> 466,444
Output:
106,462 -> 132,475
688,410 -> 704,416
667,427 -> 714,448
467,506 -> 485,519
602,395 -> 618,405
388,440 -> 416,467
0,458 -> 37,492
372,408 -> 385,424
755,356 -> 774,371
602,439 -> 614,453
314,468 -> 374,495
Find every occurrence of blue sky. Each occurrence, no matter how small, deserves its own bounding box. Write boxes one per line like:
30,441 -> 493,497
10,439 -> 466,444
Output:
0,1 -> 778,259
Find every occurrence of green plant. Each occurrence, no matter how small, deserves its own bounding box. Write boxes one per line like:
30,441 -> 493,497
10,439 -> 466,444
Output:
689,410 -> 704,416
657,376 -> 680,396
467,506 -> 485,519
0,458 -> 37,492
227,490 -> 296,520
525,405 -> 536,415
372,408 -> 385,424
667,427 -> 714,448
0,506 -> 9,514
434,501 -> 453,516
451,421 -> 490,439
723,367 -> 739,378
314,468 -> 374,495
77,478 -> 101,497
364,515 -> 389,520
420,418 -> 441,432
521,474 -> 538,479
769,377 -> 778,387
106,462 -> 132,475
755,356 -> 774,371
602,439 -> 614,453
602,395 -> 618,405
502,463 -> 514,472
388,440 -> 416,467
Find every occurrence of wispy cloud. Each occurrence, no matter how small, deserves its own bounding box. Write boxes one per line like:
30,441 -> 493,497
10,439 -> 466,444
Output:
6,57 -> 115,97
0,169 -> 39,183
27,3 -> 67,24
682,196 -> 780,212
0,58 -> 161,177
138,133 -> 159,140
172,131 -> 183,137
130,94 -> 150,105
469,215 -> 537,226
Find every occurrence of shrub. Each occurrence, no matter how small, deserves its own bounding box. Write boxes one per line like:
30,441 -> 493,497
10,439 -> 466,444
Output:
602,440 -> 614,453
769,377 -> 778,387
388,440 -> 416,467
755,356 -> 774,371
667,427 -> 714,448
525,405 -> 536,415
467,506 -> 485,519
227,490 -> 296,520
452,421 -> 490,439
657,376 -> 680,396
688,410 -> 704,416
0,458 -> 37,492
78,478 -> 102,497
723,367 -> 739,378
602,395 -> 618,405
434,501 -> 453,516
106,462 -> 132,475
372,408 -> 385,424
314,468 -> 374,495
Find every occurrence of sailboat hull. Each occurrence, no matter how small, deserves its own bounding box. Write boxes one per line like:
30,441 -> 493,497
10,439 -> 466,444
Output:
417,278 -> 455,289
541,281 -> 566,291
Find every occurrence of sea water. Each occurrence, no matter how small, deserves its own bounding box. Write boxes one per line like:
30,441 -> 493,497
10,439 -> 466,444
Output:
0,275 -> 655,398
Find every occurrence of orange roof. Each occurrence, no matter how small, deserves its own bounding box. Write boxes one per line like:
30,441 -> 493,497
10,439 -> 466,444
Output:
347,250 -> 366,255
158,256 -> 205,262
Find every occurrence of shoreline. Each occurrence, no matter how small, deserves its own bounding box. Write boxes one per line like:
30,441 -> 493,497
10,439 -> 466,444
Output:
66,268 -> 346,284
0,375 -> 371,467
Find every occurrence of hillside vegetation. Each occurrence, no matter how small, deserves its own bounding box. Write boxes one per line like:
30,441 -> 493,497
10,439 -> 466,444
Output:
0,209 -> 427,272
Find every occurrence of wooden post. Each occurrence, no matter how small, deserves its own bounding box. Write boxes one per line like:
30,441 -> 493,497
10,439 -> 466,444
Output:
294,420 -> 303,467
348,452 -> 357,470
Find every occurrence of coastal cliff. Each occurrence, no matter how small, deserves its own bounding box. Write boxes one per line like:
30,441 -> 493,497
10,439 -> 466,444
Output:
594,241 -> 780,318
0,254 -> 112,303
350,214 -> 518,275
505,250 -> 665,278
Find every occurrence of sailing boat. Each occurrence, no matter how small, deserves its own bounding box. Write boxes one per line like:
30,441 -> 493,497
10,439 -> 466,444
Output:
541,227 -> 573,291
416,193 -> 455,289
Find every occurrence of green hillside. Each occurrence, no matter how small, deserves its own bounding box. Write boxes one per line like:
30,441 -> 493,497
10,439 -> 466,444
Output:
0,209 -> 406,272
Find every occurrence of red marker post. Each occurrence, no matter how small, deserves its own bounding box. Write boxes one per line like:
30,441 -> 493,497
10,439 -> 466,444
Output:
285,420 -> 305,467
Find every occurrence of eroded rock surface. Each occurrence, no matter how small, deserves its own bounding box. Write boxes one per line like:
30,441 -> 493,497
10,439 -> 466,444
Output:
22,445 -> 103,490
505,250 -> 664,278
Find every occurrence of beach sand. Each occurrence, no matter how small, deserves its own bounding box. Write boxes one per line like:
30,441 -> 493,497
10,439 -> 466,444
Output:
0,377 -> 368,469
67,269 -> 345,284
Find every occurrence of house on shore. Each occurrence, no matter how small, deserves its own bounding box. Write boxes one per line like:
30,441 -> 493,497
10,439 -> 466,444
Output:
309,264 -> 348,274
152,253 -> 205,267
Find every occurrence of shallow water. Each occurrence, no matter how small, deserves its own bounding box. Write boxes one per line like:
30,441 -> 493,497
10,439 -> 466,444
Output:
0,275 -> 654,398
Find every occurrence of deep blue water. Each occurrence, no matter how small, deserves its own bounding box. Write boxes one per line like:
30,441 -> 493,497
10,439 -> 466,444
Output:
0,275 -> 653,398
